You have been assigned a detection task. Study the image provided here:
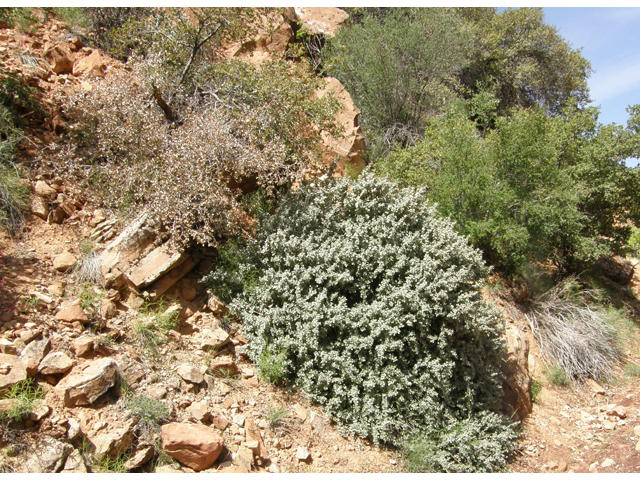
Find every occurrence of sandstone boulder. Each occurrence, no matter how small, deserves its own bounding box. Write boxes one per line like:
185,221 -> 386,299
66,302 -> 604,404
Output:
128,245 -> 187,288
0,338 -> 16,355
55,305 -> 88,324
25,437 -> 73,473
177,364 -> 204,384
187,401 -> 211,422
92,419 -> 136,460
234,445 -> 254,471
31,195 -> 49,219
38,351 -> 73,375
161,422 -> 224,471
100,298 -> 118,319
20,336 -> 51,376
287,7 -> 349,37
201,326 -> 230,351
245,418 -> 268,460
0,354 -> 27,394
53,252 -> 76,272
72,336 -> 94,357
72,50 -> 105,77
209,359 -> 239,377
35,180 -> 58,197
124,445 -> 155,470
61,449 -> 87,473
317,77 -> 366,177
55,357 -> 118,407
44,44 -> 75,74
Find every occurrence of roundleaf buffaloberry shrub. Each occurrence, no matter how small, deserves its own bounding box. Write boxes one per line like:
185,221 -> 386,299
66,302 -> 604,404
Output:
226,172 -> 511,452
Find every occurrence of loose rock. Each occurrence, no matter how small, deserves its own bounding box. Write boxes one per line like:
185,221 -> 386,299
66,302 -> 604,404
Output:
55,357 -> 118,407
38,351 -> 73,375
0,354 -> 27,393
177,364 -> 204,384
53,252 -> 77,272
20,336 -> 51,376
161,422 -> 224,472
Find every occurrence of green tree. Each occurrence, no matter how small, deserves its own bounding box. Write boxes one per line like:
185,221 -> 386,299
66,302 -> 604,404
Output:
457,7 -> 592,114
377,98 -> 640,272
324,8 -> 472,158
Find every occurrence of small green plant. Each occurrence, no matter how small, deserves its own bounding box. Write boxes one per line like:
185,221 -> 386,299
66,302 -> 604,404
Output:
134,298 -> 180,355
0,380 -> 44,422
157,308 -> 179,331
0,166 -> 28,237
115,372 -> 132,398
23,295 -> 41,311
547,366 -> 570,386
133,320 -> 164,356
77,284 -> 104,315
258,348 -> 287,385
266,406 -> 287,429
529,379 -> 542,403
125,394 -> 169,429
624,363 -> 640,377
93,452 -> 129,473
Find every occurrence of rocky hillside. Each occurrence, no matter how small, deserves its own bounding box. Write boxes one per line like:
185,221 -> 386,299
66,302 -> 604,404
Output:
1,7 -> 640,473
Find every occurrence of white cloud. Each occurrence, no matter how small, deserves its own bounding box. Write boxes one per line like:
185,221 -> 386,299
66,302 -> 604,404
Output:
589,57 -> 640,103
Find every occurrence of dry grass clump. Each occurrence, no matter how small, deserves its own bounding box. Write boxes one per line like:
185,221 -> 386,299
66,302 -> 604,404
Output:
526,278 -> 621,382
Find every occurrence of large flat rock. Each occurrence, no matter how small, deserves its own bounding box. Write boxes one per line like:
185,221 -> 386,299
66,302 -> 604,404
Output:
128,245 -> 187,288
147,256 -> 196,298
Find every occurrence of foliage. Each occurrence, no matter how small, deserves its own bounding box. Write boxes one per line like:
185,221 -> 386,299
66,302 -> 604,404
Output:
527,279 -> 621,382
92,453 -> 130,473
0,8 -> 37,33
106,7 -> 269,120
401,412 -> 518,473
266,406 -> 287,429
628,226 -> 640,257
133,300 -> 179,355
623,363 -> 640,377
324,8 -> 472,158
125,394 -> 170,428
81,7 -> 153,55
0,165 -> 28,237
258,347 -> 287,385
51,7 -> 89,30
529,379 -> 542,403
63,58 -> 339,247
0,69 -> 41,128
456,7 -> 591,114
547,366 -> 570,386
0,380 -> 44,422
376,100 -> 640,272
225,173 -> 507,446
76,284 -> 104,315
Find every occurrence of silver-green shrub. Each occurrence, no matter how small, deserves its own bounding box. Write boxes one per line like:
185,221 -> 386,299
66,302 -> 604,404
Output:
402,412 -> 518,472
228,172 -> 508,447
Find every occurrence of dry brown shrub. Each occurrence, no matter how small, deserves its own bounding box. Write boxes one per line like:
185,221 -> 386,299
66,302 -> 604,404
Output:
60,60 -> 339,247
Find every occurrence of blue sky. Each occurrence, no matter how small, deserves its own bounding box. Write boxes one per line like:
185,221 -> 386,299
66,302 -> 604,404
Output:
542,7 -> 640,129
